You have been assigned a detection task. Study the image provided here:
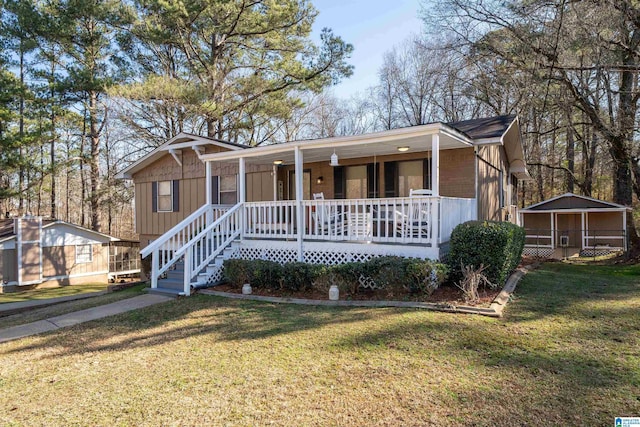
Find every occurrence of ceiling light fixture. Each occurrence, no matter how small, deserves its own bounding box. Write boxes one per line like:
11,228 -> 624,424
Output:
330,151 -> 339,166
273,160 -> 283,165
397,146 -> 409,152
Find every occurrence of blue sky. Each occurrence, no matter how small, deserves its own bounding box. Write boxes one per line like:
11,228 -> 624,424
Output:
312,0 -> 425,98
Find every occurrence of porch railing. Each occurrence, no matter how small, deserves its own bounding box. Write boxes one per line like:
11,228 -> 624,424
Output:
439,197 -> 478,243
243,196 -> 477,244
244,201 -> 297,239
174,203 -> 242,295
141,203 -> 233,292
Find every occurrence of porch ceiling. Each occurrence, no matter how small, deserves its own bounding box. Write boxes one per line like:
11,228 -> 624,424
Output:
199,124 -> 473,166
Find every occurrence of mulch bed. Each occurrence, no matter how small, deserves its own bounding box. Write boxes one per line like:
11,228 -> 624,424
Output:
209,259 -> 538,308
211,282 -> 501,308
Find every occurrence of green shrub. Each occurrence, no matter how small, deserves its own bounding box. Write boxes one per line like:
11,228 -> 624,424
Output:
364,256 -> 412,292
223,259 -> 251,287
223,259 -> 283,289
225,257 -> 449,296
447,220 -> 525,286
282,262 -> 324,291
249,260 -> 283,289
406,259 -> 449,294
332,262 -> 366,294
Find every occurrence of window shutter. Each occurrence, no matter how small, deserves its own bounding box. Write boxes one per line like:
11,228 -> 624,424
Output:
367,163 -> 379,198
384,161 -> 397,197
423,157 -> 432,190
172,180 -> 180,212
211,176 -> 219,204
151,181 -> 158,213
333,166 -> 345,199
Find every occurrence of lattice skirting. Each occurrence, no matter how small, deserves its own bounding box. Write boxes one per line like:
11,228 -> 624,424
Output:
235,240 -> 438,265
523,246 -> 554,258
204,240 -> 439,287
580,248 -> 621,257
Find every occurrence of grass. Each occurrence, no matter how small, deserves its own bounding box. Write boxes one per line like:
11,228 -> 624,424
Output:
0,283 -> 147,330
0,283 -> 112,304
0,262 -> 638,426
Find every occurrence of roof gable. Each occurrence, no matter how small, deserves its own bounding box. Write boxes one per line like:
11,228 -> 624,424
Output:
523,193 -> 628,211
0,219 -> 120,244
116,132 -> 247,179
447,115 -> 516,140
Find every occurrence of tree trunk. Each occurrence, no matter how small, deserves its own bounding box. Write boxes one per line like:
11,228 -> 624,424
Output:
89,90 -> 100,231
50,57 -> 57,219
18,43 -> 25,216
565,120 -> 574,193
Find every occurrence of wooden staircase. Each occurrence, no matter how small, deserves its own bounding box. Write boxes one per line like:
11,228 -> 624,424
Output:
148,240 -> 239,296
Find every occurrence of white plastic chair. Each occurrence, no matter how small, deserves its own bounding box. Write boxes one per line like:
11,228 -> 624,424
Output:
395,189 -> 431,239
312,192 -> 346,235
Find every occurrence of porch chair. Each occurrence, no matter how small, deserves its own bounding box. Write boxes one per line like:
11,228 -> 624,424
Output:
395,189 -> 431,239
312,192 -> 347,236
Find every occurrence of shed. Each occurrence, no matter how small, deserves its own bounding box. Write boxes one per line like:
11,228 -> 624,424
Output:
0,217 -> 140,292
519,193 -> 630,258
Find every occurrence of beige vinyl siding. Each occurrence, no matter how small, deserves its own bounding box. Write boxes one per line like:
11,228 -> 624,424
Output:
42,244 -> 108,278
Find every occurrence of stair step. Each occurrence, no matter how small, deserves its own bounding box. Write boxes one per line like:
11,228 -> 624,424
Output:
158,278 -> 187,291
147,287 -> 183,297
166,270 -> 184,279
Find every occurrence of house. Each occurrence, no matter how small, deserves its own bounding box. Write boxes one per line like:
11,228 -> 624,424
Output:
117,115 -> 530,295
519,193 -> 630,258
0,217 -> 140,292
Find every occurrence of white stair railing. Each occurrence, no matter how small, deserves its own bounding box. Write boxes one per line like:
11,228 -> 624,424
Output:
141,203 -> 233,291
175,203 -> 243,295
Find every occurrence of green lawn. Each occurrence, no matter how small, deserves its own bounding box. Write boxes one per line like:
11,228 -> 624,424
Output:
0,283 -> 111,304
0,262 -> 638,426
0,283 -> 148,330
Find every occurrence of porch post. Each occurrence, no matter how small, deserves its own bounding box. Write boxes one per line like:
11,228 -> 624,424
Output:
585,212 -> 589,249
550,212 -> 555,249
239,157 -> 246,240
431,134 -> 440,246
623,210 -> 627,251
431,134 -> 439,197
581,211 -> 585,250
205,161 -> 213,225
273,164 -> 278,201
295,146 -> 304,262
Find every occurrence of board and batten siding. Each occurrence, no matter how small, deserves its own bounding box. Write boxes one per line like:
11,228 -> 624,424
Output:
133,146 -> 275,248
477,144 -> 510,221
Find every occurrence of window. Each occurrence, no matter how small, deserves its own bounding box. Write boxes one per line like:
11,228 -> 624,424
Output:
220,175 -> 237,204
346,165 -> 367,199
76,244 -> 92,263
157,180 -> 173,212
398,160 -> 423,197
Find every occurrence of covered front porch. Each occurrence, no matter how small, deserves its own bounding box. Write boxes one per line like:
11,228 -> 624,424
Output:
142,124 -> 482,295
201,124 -> 479,249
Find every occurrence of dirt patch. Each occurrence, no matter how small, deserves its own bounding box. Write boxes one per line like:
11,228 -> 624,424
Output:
211,283 -> 500,308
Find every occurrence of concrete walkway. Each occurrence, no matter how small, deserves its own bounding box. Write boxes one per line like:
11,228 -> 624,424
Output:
0,291 -> 109,317
0,294 -> 173,344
